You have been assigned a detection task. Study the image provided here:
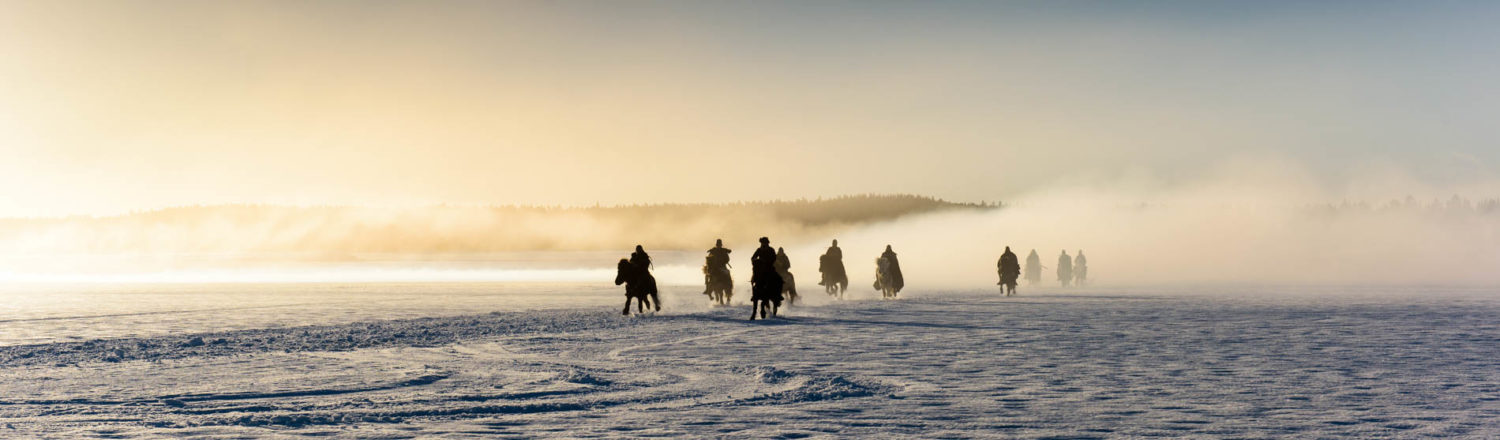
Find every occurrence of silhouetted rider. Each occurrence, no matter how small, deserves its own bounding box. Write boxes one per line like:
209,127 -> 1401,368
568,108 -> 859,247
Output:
704,239 -> 732,293
819,239 -> 845,282
1025,249 -> 1042,285
630,245 -> 652,271
997,246 -> 1020,286
749,237 -> 785,318
878,245 -> 905,293
630,244 -> 659,310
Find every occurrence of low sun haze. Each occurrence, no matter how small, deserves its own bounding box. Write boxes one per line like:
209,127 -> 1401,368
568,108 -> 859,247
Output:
3,1 -> 1500,217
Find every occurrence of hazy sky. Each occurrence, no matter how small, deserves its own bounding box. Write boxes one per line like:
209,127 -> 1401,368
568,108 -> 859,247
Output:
2,1 -> 1499,217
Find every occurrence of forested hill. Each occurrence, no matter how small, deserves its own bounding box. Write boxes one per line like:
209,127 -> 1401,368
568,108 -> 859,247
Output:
0,195 -> 994,255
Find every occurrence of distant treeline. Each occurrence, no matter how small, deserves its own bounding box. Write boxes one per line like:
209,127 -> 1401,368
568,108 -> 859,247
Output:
0,195 -> 993,255
1306,195 -> 1500,216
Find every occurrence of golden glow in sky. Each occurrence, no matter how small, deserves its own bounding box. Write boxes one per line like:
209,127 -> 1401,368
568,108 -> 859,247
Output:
2,1 -> 1499,217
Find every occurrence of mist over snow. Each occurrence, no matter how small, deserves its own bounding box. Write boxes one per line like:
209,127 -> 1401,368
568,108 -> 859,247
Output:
2,157 -> 1497,287
790,158 -> 1500,287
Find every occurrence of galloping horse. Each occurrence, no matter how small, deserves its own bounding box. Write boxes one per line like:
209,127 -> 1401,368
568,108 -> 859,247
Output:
703,260 -> 733,305
750,272 -> 783,320
615,259 -> 658,316
819,253 -> 847,299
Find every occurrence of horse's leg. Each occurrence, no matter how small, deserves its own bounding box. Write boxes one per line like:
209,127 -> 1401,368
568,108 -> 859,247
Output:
650,292 -> 661,311
623,296 -> 632,316
749,300 -> 758,320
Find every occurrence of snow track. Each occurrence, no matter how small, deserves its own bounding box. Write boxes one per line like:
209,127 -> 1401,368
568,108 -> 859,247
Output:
2,288 -> 1499,438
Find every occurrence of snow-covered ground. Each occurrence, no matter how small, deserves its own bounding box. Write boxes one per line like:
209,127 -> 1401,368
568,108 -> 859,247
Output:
3,285 -> 1500,438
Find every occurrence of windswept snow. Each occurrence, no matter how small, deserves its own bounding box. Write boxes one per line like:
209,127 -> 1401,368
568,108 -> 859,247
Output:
2,287 -> 1499,438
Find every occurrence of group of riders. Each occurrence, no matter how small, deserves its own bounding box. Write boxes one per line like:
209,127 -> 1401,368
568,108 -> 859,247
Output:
995,248 -> 1089,295
616,239 -> 1084,319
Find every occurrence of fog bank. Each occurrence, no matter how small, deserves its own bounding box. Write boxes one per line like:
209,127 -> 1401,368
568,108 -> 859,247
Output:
791,162 -> 1500,287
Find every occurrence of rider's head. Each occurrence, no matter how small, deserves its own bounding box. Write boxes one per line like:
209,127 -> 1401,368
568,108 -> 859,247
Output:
885,245 -> 892,252
832,239 -> 838,246
1005,246 -> 1011,252
759,237 -> 770,245
635,245 -> 644,252
777,247 -> 784,254
715,239 -> 722,247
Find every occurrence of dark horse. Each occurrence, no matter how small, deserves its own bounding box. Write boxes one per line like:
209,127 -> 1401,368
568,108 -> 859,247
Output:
819,252 -> 847,299
750,272 -> 783,320
998,247 -> 1021,296
703,257 -> 733,305
999,270 -> 1019,296
615,259 -> 659,316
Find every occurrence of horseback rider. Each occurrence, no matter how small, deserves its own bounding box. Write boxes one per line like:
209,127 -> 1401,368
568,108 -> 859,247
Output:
1057,250 -> 1074,287
876,245 -> 905,293
703,239 -> 732,294
818,239 -> 847,289
630,245 -> 652,271
997,246 -> 1021,294
775,247 -> 797,304
749,237 -> 784,319
826,239 -> 843,261
1024,249 -> 1042,285
630,244 -> 660,309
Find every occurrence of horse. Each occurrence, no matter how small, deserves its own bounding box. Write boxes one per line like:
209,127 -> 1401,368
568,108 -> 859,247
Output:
999,272 -> 1019,296
819,253 -> 848,299
874,257 -> 900,299
703,260 -> 733,305
615,259 -> 659,316
749,268 -> 783,320
824,278 -> 844,298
